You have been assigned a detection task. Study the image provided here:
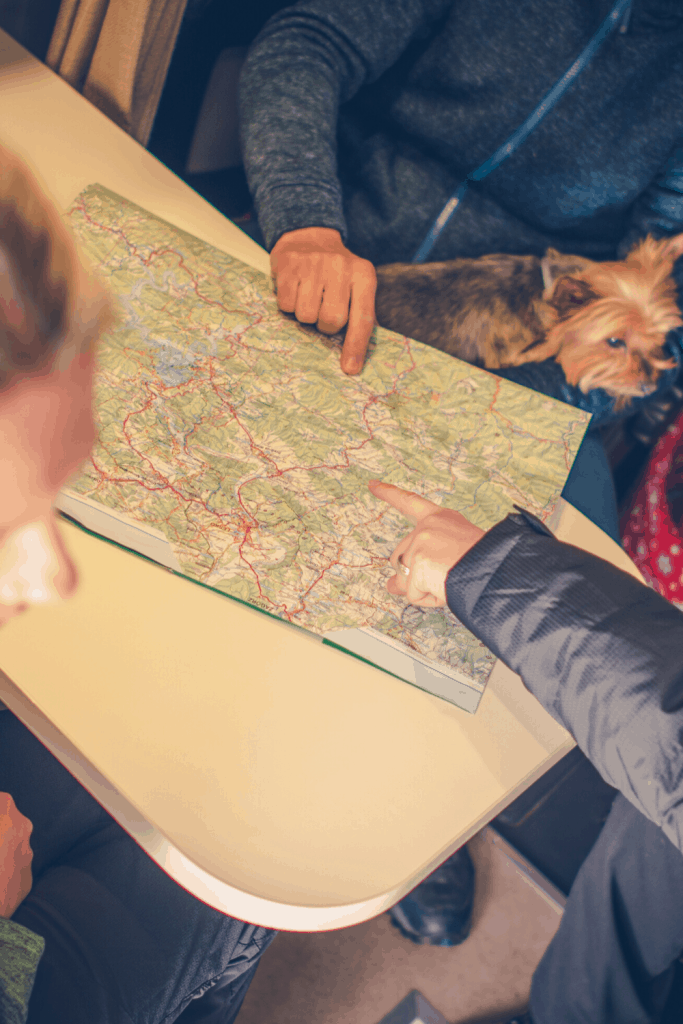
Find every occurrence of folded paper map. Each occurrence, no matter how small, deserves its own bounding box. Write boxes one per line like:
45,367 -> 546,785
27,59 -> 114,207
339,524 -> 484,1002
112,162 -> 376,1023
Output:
59,185 -> 591,712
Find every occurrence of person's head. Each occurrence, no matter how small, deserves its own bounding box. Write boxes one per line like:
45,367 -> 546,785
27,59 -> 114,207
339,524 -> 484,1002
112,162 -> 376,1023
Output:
0,149 -> 111,625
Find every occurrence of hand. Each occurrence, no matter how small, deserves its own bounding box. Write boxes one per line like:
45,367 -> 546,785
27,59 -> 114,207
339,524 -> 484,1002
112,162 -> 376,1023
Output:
0,793 -> 33,917
369,480 -> 485,607
270,227 -> 376,374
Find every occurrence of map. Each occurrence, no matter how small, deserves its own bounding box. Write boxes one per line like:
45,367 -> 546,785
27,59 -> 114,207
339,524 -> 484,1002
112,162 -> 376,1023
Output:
62,185 -> 591,711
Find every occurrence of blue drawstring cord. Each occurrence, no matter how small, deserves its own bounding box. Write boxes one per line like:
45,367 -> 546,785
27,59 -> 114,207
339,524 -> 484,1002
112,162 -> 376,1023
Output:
412,0 -> 633,263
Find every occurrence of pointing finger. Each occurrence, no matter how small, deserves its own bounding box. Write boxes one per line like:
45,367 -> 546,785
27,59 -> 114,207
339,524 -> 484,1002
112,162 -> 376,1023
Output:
340,262 -> 377,374
368,480 -> 441,523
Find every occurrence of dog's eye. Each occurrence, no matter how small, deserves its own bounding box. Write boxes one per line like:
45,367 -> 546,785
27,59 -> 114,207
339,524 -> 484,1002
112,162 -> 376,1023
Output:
606,337 -> 626,349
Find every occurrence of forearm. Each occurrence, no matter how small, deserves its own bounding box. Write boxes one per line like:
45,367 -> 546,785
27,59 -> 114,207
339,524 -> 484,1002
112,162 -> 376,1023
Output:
446,514 -> 683,852
238,0 -> 448,249
239,16 -> 347,252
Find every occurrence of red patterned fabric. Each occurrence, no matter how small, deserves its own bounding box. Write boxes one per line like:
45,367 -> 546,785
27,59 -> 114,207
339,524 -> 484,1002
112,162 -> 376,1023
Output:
622,410 -> 683,605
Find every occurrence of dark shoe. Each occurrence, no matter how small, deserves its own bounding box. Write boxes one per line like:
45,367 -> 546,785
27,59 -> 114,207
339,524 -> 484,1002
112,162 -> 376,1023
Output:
389,845 -> 475,946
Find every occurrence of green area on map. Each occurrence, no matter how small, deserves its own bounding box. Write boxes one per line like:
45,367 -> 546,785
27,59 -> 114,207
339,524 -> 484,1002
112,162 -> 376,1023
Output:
66,185 -> 590,686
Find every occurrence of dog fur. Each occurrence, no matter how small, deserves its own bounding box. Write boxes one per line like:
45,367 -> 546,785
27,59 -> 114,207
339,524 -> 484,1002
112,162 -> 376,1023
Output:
374,236 -> 683,406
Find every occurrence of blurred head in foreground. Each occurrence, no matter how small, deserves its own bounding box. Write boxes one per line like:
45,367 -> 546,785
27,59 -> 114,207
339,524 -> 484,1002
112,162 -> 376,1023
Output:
0,148 -> 111,625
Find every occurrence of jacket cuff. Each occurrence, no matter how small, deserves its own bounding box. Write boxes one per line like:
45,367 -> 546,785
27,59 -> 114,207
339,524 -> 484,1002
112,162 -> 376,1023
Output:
253,183 -> 347,251
445,511 -> 683,716
445,513 -> 544,631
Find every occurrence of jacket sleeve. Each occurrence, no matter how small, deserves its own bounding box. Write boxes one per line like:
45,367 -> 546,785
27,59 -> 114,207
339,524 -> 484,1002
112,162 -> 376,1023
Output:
238,0 -> 452,250
445,513 -> 683,854
0,917 -> 44,1024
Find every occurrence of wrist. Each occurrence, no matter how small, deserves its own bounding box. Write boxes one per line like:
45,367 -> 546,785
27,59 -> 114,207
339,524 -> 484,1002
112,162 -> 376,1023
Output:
272,226 -> 343,250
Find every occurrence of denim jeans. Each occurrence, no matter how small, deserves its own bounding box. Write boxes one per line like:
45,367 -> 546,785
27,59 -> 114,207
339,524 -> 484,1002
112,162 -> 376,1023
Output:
0,712 -> 276,1024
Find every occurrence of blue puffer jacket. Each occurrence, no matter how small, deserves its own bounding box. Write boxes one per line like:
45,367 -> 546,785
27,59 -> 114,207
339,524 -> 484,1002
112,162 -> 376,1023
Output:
447,511 -> 683,854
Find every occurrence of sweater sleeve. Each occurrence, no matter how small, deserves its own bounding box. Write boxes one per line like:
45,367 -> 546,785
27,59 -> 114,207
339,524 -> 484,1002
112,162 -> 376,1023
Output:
619,142 -> 683,254
238,0 -> 452,250
618,140 -> 683,303
0,917 -> 44,1024
445,513 -> 683,854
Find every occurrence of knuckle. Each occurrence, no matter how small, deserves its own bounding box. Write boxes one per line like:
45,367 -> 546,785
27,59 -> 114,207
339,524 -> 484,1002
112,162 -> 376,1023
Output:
357,258 -> 376,280
318,319 -> 345,335
295,302 -> 321,324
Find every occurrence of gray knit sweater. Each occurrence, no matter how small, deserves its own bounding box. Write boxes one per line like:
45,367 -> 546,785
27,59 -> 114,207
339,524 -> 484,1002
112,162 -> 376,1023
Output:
239,0 -> 683,264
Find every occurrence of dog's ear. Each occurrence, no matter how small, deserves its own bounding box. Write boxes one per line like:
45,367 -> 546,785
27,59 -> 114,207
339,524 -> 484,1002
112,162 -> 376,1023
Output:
541,248 -> 595,298
546,275 -> 598,316
659,233 -> 683,262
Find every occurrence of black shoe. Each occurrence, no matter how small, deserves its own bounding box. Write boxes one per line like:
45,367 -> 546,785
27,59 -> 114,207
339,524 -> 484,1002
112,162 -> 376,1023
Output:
389,845 -> 475,946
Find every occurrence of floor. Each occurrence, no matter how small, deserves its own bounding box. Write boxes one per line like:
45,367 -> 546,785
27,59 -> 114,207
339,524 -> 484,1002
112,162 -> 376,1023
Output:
237,829 -> 562,1024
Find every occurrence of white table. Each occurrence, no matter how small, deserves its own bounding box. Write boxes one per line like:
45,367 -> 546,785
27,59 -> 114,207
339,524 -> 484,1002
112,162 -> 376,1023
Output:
0,29 -> 642,931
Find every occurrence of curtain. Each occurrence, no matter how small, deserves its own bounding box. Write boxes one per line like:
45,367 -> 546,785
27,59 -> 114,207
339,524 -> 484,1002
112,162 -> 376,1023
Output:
0,0 -> 63,62
46,0 -> 189,147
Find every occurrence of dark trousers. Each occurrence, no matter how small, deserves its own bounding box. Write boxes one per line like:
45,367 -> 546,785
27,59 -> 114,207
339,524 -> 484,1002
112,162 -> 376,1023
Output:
530,794 -> 683,1024
0,712 -> 276,1024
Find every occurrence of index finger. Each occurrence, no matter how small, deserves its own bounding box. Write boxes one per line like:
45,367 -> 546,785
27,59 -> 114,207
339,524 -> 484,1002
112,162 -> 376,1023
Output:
340,268 -> 376,374
368,480 -> 441,522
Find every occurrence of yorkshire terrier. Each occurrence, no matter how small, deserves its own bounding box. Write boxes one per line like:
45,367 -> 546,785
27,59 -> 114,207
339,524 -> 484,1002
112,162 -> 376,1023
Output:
374,235 -> 683,407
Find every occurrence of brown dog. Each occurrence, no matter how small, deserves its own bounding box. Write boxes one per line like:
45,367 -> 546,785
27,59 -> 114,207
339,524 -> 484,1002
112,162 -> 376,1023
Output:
375,236 -> 683,406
